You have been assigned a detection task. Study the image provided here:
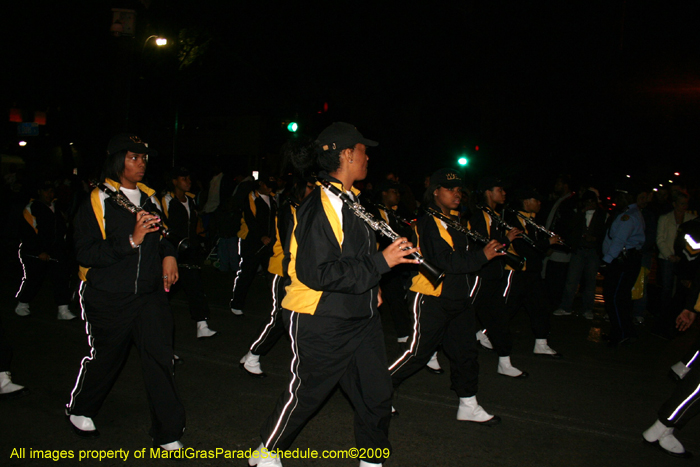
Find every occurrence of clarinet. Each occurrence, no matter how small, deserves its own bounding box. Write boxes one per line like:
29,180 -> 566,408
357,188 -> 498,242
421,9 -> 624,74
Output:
425,207 -> 524,271
316,177 -> 445,286
504,208 -> 569,250
476,204 -> 537,248
372,202 -> 414,228
93,181 -> 170,238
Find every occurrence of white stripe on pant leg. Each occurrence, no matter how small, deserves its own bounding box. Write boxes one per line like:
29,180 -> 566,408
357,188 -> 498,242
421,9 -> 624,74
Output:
389,293 -> 422,373
231,238 -> 245,295
250,275 -> 281,351
15,244 -> 28,298
469,276 -> 480,298
265,312 -> 302,449
503,270 -> 514,298
667,382 -> 700,422
685,351 -> 699,368
67,281 -> 96,411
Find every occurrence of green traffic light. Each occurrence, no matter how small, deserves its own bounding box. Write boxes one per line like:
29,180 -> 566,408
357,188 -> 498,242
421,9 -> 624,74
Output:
287,122 -> 298,132
458,156 -> 468,166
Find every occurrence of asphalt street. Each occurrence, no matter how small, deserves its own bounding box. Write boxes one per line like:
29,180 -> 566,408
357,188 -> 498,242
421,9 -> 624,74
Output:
1,254 -> 698,467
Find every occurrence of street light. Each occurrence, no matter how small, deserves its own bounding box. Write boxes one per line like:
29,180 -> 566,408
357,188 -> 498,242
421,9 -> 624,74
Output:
142,35 -> 167,53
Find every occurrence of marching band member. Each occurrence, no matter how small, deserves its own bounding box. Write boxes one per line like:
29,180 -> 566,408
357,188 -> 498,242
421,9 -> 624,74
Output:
469,177 -> 528,378
248,122 -> 417,467
162,167 -> 217,339
65,134 -> 185,450
504,188 -> 562,357
389,168 -> 504,424
230,174 -> 277,316
239,177 -> 313,378
15,180 -> 75,320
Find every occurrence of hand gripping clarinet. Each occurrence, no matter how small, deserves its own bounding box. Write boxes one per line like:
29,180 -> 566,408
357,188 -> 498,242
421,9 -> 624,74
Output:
316,178 -> 445,286
504,207 -> 569,251
476,203 -> 537,248
93,181 -> 170,238
425,207 -> 524,271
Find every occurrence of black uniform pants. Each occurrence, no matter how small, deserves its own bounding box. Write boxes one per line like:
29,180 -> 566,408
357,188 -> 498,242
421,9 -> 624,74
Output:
66,283 -> 186,445
0,316 -> 12,372
16,254 -> 70,306
603,256 -> 641,342
659,362 -> 700,429
231,238 -> 268,310
169,266 -> 209,322
473,274 -> 513,357
379,271 -> 412,339
249,274 -> 286,356
506,270 -> 550,339
260,310 -> 392,464
390,292 -> 479,397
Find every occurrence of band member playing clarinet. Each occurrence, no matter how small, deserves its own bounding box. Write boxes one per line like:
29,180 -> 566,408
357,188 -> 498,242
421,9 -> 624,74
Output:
389,168 -> 504,424
470,177 -> 528,378
66,134 -> 185,450
247,122 -> 417,467
504,188 -> 563,358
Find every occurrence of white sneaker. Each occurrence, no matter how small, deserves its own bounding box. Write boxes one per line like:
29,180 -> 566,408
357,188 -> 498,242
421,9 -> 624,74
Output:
0,371 -> 29,398
57,305 -> 77,321
582,310 -> 594,320
497,356 -> 528,378
160,440 -> 183,451
457,396 -> 500,424
476,330 -> 493,350
15,302 -> 30,317
643,419 -> 689,457
553,308 -> 573,316
248,443 -> 282,466
426,352 -> 444,374
231,308 -> 244,316
196,320 -> 217,338
240,351 -> 266,377
670,361 -> 691,380
533,339 -> 562,358
66,409 -> 100,438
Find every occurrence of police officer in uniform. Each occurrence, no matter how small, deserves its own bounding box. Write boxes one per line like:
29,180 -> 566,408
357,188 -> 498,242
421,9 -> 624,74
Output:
602,187 -> 645,346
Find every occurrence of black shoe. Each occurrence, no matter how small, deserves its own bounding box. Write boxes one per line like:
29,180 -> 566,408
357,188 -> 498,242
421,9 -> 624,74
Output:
66,413 -> 100,439
239,362 -> 267,379
425,366 -> 444,375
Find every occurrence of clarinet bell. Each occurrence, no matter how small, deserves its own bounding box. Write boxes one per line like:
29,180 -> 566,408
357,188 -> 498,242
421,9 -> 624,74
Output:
419,261 -> 445,287
505,253 -> 525,271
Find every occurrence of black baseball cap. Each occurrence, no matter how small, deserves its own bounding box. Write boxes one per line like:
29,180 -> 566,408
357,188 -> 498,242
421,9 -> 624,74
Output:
107,133 -> 153,156
316,122 -> 378,152
430,168 -> 463,189
476,176 -> 503,193
170,167 -> 190,179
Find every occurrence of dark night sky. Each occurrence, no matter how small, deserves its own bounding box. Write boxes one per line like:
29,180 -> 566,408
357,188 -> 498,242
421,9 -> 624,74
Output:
2,1 -> 700,193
